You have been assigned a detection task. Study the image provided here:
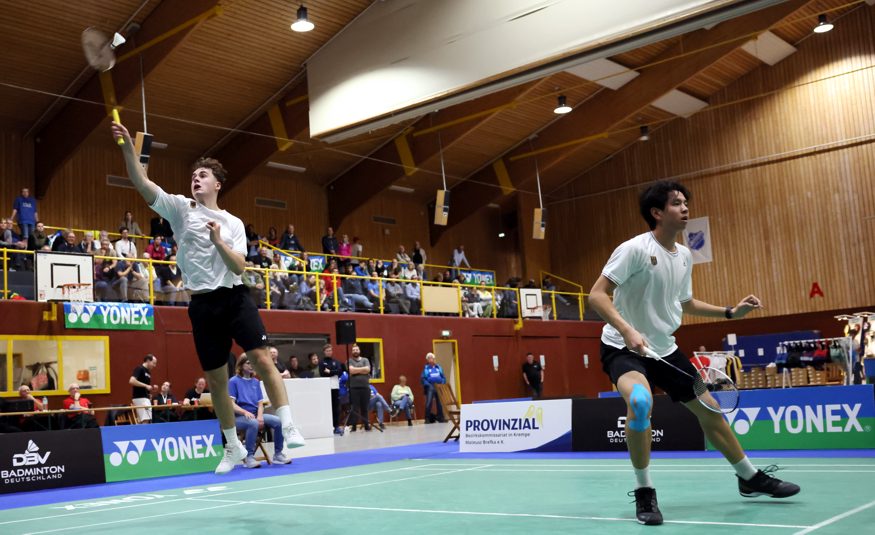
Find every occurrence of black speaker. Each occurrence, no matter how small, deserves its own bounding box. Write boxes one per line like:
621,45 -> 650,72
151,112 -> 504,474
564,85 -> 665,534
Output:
335,320 -> 356,345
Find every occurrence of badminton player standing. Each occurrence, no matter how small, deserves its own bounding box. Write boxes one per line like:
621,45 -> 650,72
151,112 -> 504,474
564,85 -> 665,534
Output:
588,180 -> 799,525
112,121 -> 305,474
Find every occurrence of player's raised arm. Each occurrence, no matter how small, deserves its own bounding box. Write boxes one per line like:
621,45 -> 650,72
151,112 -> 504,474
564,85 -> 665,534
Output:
111,120 -> 159,205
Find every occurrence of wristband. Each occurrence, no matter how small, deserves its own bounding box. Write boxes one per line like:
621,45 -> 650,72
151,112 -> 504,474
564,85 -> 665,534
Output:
725,306 -> 734,319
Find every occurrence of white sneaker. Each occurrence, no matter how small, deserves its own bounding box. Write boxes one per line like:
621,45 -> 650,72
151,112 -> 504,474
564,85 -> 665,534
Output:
273,452 -> 292,465
243,456 -> 261,469
214,442 -> 246,475
283,423 -> 306,449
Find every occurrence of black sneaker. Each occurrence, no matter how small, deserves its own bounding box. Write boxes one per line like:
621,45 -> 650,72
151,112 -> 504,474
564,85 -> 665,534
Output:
629,487 -> 663,525
738,465 -> 800,498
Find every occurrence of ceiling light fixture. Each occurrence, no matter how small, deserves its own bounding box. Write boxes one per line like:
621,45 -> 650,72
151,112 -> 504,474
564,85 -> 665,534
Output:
291,4 -> 315,32
266,161 -> 307,173
813,14 -> 833,34
639,125 -> 650,141
553,95 -> 572,114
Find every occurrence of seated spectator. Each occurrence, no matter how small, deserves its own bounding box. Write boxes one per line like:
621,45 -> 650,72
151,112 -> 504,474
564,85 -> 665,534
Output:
183,377 -> 212,421
93,245 -> 119,302
242,262 -> 266,308
229,356 -> 292,467
157,255 -> 189,305
405,275 -> 421,314
268,264 -> 298,310
478,283 -> 495,317
342,264 -> 373,311
17,385 -> 44,431
384,272 -> 411,314
297,274 -> 318,310
62,383 -> 99,429
391,375 -> 415,426
256,247 -> 272,269
269,345 -> 291,379
433,272 -> 444,283
114,227 -> 137,258
368,385 -> 392,430
288,355 -> 308,378
128,253 -> 152,302
153,381 -> 178,423
266,226 -> 279,247
499,278 -> 520,318
26,221 -> 49,251
279,224 -> 303,252
401,262 -> 417,280
366,272 -> 382,307
120,210 -> 143,237
354,258 -> 370,277
321,267 -> 351,312
463,285 -> 483,318
0,218 -> 27,270
145,235 -> 168,261
18,384 -> 44,411
111,253 -> 133,302
396,245 -> 412,265
51,229 -> 78,253
78,231 -> 99,255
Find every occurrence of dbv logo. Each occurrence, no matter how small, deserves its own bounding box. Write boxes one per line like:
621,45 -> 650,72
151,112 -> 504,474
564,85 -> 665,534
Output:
725,408 -> 761,435
110,440 -> 147,466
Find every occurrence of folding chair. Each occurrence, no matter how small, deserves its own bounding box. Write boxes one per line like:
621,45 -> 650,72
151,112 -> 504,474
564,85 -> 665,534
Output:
434,384 -> 461,442
238,428 -> 272,464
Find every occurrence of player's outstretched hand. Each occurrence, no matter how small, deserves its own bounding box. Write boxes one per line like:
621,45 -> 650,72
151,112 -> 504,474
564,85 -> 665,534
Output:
111,121 -> 132,146
622,328 -> 647,355
206,221 -> 222,244
733,295 -> 763,318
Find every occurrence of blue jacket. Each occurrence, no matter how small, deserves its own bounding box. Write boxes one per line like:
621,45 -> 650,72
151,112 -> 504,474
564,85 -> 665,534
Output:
421,364 -> 446,387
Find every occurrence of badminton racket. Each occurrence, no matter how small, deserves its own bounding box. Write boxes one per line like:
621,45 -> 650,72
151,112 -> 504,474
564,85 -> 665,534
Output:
642,347 -> 739,414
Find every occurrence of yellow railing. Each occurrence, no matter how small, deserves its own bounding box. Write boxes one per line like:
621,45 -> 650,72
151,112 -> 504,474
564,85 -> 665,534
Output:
1,248 -> 587,321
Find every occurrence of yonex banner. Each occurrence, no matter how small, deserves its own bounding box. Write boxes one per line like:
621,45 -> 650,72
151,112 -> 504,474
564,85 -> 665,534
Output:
460,399 -> 571,452
101,420 -> 222,482
0,429 -> 105,494
710,384 -> 875,450
459,269 -> 495,286
63,302 -> 154,330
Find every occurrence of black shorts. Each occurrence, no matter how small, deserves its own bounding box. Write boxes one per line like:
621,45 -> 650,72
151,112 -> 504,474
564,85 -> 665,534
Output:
599,342 -> 696,403
188,285 -> 268,372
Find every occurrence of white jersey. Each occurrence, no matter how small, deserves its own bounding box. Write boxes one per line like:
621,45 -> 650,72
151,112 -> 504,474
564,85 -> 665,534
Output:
600,232 -> 693,357
149,187 -> 246,293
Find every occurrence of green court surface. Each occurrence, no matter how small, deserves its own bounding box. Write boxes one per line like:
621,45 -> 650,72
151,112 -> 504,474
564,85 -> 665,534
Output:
2,457 -> 873,534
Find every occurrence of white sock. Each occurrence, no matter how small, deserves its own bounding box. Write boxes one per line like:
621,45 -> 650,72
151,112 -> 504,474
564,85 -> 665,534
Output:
222,427 -> 240,447
732,456 -> 758,480
276,405 -> 293,428
634,466 -> 653,489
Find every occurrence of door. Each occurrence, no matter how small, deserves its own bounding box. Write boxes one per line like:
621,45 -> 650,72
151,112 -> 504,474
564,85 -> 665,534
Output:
432,340 -> 460,403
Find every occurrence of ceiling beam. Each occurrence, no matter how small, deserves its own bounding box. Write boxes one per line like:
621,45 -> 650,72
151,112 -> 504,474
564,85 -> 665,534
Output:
33,0 -> 221,199
428,0 -> 811,245
213,79 -> 310,198
326,80 -> 544,230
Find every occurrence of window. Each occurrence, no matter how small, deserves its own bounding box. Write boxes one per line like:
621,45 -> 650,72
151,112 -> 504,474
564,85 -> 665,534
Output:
355,338 -> 385,383
0,336 -> 110,397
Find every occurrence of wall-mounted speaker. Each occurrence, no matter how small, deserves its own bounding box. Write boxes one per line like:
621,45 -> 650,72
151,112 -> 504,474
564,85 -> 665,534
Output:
434,189 -> 450,226
335,319 -> 356,345
533,207 -> 546,240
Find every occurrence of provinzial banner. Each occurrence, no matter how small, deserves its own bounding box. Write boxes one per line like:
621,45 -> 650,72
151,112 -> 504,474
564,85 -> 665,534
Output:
460,399 -> 571,452
63,302 -> 154,330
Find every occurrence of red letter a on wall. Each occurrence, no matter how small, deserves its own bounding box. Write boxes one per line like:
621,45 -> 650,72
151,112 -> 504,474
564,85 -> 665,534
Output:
809,282 -> 824,299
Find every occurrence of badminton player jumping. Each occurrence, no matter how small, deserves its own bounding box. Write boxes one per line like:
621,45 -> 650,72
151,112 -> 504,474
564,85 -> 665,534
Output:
588,180 -> 799,525
111,119 -> 305,474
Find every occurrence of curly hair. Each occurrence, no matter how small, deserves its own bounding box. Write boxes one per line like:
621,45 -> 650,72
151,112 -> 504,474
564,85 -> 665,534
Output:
192,157 -> 228,184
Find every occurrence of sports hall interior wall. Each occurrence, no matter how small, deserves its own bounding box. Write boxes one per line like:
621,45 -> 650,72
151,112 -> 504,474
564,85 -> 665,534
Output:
549,5 -> 875,321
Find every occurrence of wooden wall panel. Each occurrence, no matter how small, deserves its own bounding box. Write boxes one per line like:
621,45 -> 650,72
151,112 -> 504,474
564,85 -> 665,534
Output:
550,6 -> 875,321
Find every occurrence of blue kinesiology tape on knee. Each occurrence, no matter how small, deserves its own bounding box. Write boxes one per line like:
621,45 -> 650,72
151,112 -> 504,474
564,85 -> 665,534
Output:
628,384 -> 652,432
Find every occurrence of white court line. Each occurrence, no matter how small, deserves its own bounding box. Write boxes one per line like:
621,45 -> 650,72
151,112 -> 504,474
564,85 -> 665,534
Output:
404,467 -> 875,473
793,499 -> 875,535
196,500 -> 812,529
412,462 -> 875,468
0,464 -> 418,526
22,502 -> 244,535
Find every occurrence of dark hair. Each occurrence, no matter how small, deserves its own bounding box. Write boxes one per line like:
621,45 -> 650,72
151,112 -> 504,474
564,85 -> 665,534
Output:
192,157 -> 228,184
639,181 -> 691,230
119,226 -> 128,233
144,354 -> 156,363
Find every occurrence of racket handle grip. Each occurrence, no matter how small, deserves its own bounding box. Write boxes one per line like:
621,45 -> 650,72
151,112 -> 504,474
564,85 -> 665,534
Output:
112,109 -> 124,146
642,347 -> 660,359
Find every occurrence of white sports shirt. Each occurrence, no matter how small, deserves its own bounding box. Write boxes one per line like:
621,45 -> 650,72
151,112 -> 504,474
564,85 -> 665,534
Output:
600,232 -> 693,357
149,187 -> 246,293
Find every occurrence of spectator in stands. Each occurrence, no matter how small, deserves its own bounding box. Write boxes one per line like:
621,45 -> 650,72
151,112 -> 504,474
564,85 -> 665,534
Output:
184,377 -> 209,405
256,247 -> 272,269
112,253 -> 133,302
338,234 -> 351,265
464,285 -> 483,318
230,356 -> 293,467
305,352 -> 320,378
388,259 -> 401,277
391,375 -> 414,426
321,266 -> 351,312
153,381 -> 178,423
243,223 -> 260,262
542,276 -> 570,306
266,226 -> 279,247
293,274 -> 315,310
18,385 -> 44,411
114,227 -> 138,258
269,345 -> 291,379
128,252 -> 154,302
412,241 -> 427,275
421,353 -> 446,423
401,262 -> 417,280
350,236 -> 363,266
268,264 -> 296,310
522,352 -> 544,399
320,344 -> 346,435
433,272 -> 444,283
130,354 -> 157,424
384,272 -> 411,314
52,229 -> 78,253
499,277 -> 520,318
366,271 -> 382,307
452,245 -> 471,275
396,245 -> 412,265
478,283 -> 495,317
120,211 -> 143,237
279,224 -> 303,252
0,217 -> 27,270
322,226 -> 338,258
78,231 -> 99,255
342,263 -> 373,311
288,355 -> 306,378
10,188 -> 38,241
368,384 -> 392,430
242,261 -> 266,308
157,254 -> 188,305
149,215 -> 173,242
348,343 -> 371,432
27,221 -> 49,251
16,385 -> 43,431
405,274 -> 421,314
146,235 -> 168,261
63,383 -> 98,428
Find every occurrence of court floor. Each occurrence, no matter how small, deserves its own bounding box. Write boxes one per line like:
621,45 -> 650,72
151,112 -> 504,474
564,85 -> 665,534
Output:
2,454 -> 874,534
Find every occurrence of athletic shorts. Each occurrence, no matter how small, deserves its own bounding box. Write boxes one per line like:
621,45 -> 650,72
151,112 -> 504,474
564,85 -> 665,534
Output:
599,342 -> 696,403
132,398 -> 152,422
188,285 -> 268,372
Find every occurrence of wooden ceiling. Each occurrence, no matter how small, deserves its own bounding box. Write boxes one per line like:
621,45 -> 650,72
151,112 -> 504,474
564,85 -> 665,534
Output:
0,0 -> 867,213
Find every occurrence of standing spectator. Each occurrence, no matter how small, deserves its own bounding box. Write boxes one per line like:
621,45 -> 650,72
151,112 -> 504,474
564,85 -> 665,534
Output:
279,224 -> 303,252
269,345 -> 291,379
350,237 -> 363,266
266,226 -> 280,247
129,354 -> 158,424
522,352 -> 544,399
421,353 -> 446,423
338,234 -> 352,265
114,227 -> 137,258
390,375 -> 414,426
119,211 -> 143,237
149,215 -> 173,242
320,344 -> 346,435
452,245 -> 471,278
305,352 -> 321,378
412,241 -> 427,275
229,356 -> 293,467
322,226 -> 338,257
396,245 -> 412,265
10,187 -> 37,241
244,224 -> 260,262
27,221 -> 49,251
62,383 -> 98,428
347,343 -> 372,432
